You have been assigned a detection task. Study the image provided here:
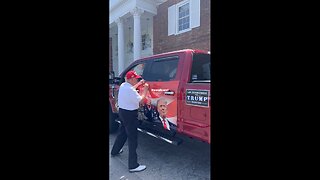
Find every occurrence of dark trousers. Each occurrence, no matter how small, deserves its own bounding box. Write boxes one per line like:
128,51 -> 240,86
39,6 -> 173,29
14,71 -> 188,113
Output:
111,108 -> 139,169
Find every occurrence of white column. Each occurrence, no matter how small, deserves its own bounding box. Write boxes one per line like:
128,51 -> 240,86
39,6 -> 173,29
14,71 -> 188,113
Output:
116,18 -> 125,75
131,8 -> 144,61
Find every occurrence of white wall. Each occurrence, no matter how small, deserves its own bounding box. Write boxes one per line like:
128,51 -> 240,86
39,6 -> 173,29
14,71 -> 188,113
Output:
111,34 -> 119,76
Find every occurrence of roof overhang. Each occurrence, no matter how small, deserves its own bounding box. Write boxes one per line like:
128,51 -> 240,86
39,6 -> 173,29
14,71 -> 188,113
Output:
109,0 -> 167,25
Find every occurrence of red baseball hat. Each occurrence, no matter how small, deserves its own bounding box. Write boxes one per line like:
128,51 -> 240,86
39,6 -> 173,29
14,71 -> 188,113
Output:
126,70 -> 142,79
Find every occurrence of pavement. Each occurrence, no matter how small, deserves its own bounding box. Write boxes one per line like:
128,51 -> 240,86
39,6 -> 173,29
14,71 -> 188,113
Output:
109,130 -> 211,180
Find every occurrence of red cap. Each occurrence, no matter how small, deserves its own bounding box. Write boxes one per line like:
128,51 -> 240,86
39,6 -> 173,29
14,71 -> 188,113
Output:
126,70 -> 142,79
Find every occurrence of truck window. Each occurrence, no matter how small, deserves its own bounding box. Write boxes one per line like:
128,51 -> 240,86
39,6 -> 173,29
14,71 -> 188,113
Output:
144,57 -> 179,81
119,63 -> 147,84
132,63 -> 146,77
190,54 -> 211,83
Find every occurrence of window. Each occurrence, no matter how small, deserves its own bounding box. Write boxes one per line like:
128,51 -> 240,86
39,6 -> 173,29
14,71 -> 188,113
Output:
144,57 -> 179,82
178,3 -> 190,32
168,0 -> 200,36
190,53 -> 210,83
119,63 -> 147,84
133,63 -> 146,76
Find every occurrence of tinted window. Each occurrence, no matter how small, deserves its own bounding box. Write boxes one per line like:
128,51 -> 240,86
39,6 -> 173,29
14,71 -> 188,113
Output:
190,54 -> 211,82
132,63 -> 146,77
144,57 -> 179,81
119,62 -> 147,84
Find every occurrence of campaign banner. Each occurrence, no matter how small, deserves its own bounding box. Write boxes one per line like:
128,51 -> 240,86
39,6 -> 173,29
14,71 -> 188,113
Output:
185,89 -> 209,107
137,81 -> 178,133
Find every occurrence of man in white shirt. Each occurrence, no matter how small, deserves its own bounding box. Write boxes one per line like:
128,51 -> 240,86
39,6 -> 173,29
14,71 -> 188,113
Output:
111,70 -> 149,172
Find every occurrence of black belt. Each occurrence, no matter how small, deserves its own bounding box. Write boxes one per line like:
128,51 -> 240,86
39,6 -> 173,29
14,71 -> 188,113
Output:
119,108 -> 138,112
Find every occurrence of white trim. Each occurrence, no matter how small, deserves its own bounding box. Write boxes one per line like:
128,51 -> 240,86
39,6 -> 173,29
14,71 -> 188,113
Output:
190,0 -> 200,29
168,4 -> 176,36
137,0 -> 157,14
110,0 -> 159,25
168,0 -> 200,35
109,0 -> 135,25
110,0 -> 127,12
175,0 -> 189,9
176,27 -> 192,35
175,0 -> 190,34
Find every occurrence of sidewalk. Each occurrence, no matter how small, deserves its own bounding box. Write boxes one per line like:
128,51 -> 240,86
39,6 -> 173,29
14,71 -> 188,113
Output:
109,154 -> 144,180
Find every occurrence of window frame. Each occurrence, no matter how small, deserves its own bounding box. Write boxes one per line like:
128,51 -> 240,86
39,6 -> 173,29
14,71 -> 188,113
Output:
143,56 -> 180,82
176,0 -> 191,34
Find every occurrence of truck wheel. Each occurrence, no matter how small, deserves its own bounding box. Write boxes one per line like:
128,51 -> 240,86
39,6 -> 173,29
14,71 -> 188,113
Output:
109,106 -> 119,133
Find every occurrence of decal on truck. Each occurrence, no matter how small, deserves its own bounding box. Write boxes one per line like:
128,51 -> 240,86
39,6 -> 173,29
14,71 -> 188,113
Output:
185,89 -> 209,107
137,81 -> 178,134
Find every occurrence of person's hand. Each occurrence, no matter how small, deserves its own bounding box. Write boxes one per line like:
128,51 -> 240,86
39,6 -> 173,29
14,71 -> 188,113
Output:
143,83 -> 149,91
138,79 -> 145,86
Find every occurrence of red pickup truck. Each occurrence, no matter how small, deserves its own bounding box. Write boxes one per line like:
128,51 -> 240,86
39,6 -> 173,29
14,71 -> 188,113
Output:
109,49 -> 211,145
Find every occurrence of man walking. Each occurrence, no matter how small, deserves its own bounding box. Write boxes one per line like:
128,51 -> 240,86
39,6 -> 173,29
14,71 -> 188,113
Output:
111,70 -> 149,172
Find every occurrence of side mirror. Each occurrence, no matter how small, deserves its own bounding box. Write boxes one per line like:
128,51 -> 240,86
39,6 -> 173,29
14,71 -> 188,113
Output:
109,71 -> 122,85
113,77 -> 121,85
109,71 -> 115,84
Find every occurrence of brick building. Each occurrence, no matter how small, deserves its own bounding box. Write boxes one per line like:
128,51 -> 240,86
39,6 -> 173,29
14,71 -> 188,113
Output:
109,0 -> 210,76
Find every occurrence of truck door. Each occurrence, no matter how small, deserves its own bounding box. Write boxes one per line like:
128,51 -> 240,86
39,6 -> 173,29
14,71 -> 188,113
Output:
179,53 -> 211,143
141,56 -> 182,134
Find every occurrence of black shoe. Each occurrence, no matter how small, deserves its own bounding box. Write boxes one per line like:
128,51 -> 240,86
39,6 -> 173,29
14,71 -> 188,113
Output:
111,149 -> 123,157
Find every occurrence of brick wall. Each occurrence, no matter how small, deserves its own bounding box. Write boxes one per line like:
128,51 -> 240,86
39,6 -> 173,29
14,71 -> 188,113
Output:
153,0 -> 210,54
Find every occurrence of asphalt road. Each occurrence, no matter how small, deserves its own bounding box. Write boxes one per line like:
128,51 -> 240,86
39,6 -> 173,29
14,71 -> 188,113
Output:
109,129 -> 211,180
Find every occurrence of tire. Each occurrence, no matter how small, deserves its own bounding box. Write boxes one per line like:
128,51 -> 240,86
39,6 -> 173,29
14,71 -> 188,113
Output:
109,106 -> 119,133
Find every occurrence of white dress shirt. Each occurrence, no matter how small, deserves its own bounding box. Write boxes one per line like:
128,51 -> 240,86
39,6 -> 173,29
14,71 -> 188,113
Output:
117,82 -> 142,110
159,116 -> 171,130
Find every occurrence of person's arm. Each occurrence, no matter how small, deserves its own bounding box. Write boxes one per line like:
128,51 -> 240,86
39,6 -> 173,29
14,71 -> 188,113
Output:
132,79 -> 145,89
139,83 -> 149,102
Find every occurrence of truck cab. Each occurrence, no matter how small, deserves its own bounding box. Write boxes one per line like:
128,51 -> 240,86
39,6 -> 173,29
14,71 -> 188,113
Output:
109,49 -> 211,144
